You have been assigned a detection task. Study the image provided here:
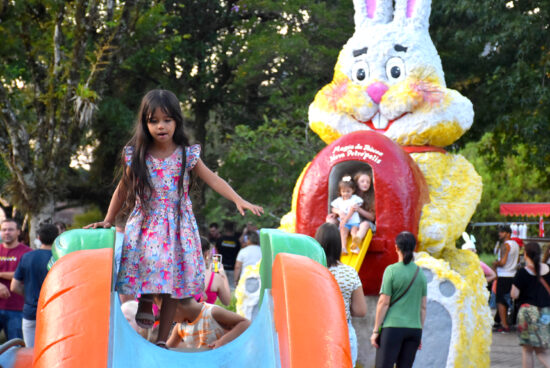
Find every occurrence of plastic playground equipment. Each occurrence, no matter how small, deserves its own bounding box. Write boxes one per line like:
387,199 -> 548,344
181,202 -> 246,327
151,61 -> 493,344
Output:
0,228 -> 352,368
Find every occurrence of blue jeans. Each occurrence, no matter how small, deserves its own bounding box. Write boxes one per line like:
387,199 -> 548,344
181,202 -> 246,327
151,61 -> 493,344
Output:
0,309 -> 23,340
22,318 -> 36,347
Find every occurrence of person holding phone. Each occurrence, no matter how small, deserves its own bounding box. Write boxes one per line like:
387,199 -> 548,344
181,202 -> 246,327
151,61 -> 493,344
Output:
195,237 -> 231,306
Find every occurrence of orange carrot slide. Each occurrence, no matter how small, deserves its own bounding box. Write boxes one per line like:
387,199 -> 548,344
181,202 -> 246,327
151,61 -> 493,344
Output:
272,253 -> 352,368
32,248 -> 113,368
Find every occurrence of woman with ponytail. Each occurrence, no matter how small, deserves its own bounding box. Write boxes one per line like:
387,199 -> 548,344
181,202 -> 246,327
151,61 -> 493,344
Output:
511,242 -> 550,368
370,231 -> 427,368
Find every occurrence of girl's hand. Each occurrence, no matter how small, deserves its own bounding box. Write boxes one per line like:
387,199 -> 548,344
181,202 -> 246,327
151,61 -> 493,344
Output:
235,199 -> 263,216
370,332 -> 380,348
84,220 -> 113,229
325,213 -> 339,224
208,338 -> 224,349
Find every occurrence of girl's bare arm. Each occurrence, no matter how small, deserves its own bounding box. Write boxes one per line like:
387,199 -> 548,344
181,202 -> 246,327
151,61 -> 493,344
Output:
214,269 -> 232,306
209,307 -> 251,349
166,324 -> 180,348
350,286 -> 367,317
370,294 -> 390,348
193,159 -> 263,216
84,178 -> 128,228
355,206 -> 375,222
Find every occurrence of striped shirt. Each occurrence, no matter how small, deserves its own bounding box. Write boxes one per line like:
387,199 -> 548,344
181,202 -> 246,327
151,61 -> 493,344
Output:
176,303 -> 226,349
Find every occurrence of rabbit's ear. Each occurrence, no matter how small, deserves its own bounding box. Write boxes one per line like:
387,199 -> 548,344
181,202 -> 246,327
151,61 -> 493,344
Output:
353,0 -> 393,28
394,0 -> 431,29
462,232 -> 470,243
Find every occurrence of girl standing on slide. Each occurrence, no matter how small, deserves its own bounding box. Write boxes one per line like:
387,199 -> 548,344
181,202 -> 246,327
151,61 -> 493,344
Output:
86,89 -> 262,348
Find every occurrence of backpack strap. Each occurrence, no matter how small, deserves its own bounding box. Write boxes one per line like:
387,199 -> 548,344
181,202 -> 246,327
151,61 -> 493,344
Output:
390,266 -> 420,307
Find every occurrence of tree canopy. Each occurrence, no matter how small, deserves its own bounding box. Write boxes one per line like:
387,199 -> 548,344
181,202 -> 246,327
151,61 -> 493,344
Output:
431,0 -> 549,180
0,0 -> 547,238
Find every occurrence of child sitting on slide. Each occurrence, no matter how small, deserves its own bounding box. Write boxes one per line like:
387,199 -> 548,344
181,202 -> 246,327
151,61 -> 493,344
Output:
330,176 -> 364,254
166,297 -> 250,351
353,170 -> 376,235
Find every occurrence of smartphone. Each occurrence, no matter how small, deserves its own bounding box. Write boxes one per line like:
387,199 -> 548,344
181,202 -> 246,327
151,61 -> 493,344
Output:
211,254 -> 222,273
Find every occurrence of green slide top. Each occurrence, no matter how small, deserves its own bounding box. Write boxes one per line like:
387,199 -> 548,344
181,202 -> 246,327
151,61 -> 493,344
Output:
259,229 -> 326,303
50,228 -> 116,268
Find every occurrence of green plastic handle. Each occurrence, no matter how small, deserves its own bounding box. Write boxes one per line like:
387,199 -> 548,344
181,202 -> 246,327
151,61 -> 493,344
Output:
259,229 -> 327,304
49,228 -> 116,269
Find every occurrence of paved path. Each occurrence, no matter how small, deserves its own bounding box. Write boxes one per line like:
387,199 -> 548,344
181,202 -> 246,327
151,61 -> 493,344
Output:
491,329 -> 544,368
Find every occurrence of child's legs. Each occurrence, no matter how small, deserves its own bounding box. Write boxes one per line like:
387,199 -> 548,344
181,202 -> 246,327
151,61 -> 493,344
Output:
340,226 -> 350,252
350,226 -> 359,238
157,294 -> 177,344
355,221 -> 371,240
534,346 -> 550,368
523,346 -> 535,368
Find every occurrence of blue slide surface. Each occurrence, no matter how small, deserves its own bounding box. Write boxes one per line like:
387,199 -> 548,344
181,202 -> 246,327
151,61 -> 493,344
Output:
109,291 -> 281,367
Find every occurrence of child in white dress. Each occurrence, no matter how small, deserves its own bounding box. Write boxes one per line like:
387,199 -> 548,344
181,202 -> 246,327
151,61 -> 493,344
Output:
331,177 -> 364,254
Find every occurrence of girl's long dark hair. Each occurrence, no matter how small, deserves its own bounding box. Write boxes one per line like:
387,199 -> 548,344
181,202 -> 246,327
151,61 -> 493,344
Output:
315,222 -> 341,267
524,242 -> 542,279
395,231 -> 416,265
353,170 -> 375,212
122,89 -> 191,211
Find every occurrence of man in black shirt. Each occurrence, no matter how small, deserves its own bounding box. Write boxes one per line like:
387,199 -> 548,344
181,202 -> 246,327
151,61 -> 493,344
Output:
216,221 -> 241,288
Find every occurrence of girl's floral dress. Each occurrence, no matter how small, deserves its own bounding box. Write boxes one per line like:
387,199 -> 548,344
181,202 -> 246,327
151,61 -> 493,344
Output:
116,145 -> 204,298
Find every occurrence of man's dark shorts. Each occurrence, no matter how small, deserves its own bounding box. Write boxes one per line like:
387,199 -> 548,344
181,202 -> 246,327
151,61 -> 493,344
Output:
496,276 -> 513,305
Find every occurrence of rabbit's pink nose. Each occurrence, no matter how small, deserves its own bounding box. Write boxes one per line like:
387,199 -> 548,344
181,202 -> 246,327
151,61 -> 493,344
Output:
367,82 -> 389,104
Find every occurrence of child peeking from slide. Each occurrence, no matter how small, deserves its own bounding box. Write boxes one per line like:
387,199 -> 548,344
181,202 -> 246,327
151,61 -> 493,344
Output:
166,297 -> 250,351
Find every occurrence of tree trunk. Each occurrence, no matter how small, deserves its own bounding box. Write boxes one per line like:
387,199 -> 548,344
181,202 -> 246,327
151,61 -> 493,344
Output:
29,195 -> 55,248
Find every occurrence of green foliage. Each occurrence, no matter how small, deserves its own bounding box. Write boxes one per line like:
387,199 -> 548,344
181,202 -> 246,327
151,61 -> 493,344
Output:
460,133 -> 550,252
215,292 -> 238,313
431,0 -> 550,181
202,117 -> 324,229
71,206 -> 103,229
0,0 -> 141,224
87,0 -> 353,220
478,252 -> 497,267
1,0 -> 547,241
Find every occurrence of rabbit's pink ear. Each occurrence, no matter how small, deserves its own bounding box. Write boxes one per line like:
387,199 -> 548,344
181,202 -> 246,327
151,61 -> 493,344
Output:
394,0 -> 431,29
353,0 -> 393,28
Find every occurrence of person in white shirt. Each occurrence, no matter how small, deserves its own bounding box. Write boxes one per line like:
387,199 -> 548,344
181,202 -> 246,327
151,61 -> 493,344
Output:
330,177 -> 364,254
234,231 -> 261,286
492,224 -> 520,332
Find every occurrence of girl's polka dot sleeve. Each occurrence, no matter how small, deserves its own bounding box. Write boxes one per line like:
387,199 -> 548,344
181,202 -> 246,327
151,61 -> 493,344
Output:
186,144 -> 201,170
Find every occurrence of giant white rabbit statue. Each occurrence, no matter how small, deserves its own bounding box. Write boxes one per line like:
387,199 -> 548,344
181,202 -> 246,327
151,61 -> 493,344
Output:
279,0 -> 492,366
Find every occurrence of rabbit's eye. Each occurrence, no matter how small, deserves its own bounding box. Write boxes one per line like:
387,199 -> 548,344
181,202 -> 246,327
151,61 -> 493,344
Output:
351,61 -> 370,85
385,57 -> 406,82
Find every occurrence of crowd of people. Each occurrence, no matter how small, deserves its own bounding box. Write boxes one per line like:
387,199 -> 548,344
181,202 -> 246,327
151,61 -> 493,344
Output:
489,224 -> 550,368
0,218 -> 65,347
